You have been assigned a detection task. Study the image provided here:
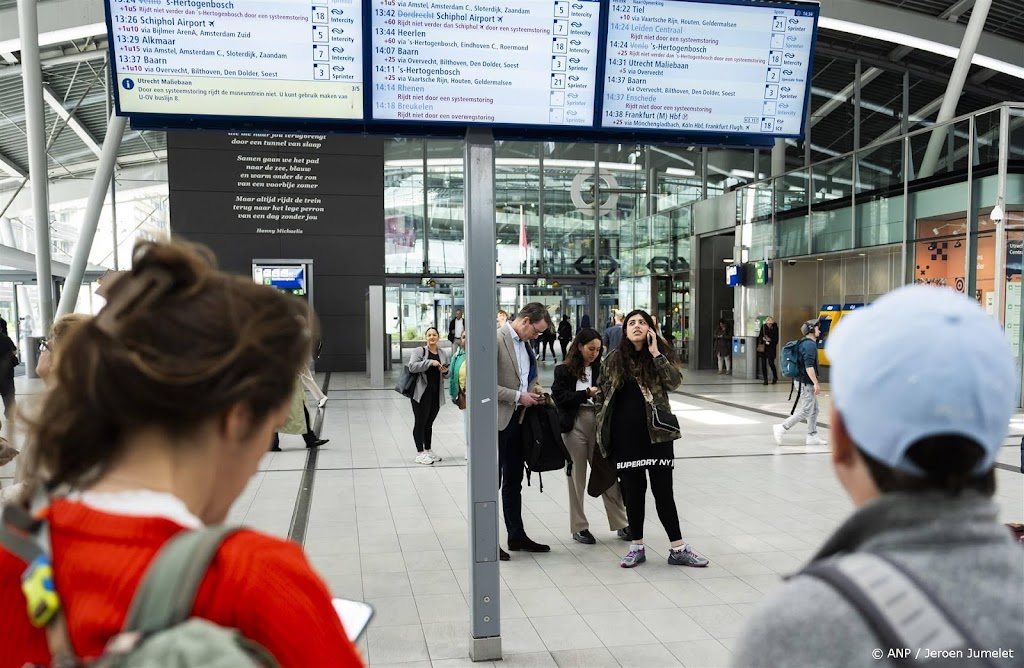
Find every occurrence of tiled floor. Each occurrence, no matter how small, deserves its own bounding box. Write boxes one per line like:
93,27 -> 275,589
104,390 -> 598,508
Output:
2,366 -> 1022,667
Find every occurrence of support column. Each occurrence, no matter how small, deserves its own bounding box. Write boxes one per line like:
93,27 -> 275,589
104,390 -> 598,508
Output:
17,0 -> 54,334
992,105 -> 1010,327
918,0 -> 992,178
55,115 -> 126,319
771,139 -> 786,177
464,128 -> 501,662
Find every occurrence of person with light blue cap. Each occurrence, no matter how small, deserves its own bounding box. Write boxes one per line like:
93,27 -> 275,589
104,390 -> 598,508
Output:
734,285 -> 1023,668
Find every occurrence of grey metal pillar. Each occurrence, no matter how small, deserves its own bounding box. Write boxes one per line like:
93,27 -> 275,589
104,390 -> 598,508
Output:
919,0 -> 992,178
964,114 -> 978,300
771,139 -> 786,177
55,114 -> 127,319
592,145 -> 601,322
366,285 -> 384,387
992,105 -> 1010,328
464,128 -> 501,662
17,0 -> 54,334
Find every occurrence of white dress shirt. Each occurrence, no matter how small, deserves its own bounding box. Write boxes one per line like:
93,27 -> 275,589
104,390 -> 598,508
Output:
506,322 -> 531,404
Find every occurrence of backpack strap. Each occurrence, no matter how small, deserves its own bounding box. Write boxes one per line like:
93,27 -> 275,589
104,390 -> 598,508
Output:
124,526 -> 240,633
0,491 -> 79,666
801,553 -> 999,668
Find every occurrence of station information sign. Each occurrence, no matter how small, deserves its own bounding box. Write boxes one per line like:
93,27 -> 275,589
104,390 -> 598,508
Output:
106,0 -> 365,121
601,0 -> 818,137
369,0 -> 602,127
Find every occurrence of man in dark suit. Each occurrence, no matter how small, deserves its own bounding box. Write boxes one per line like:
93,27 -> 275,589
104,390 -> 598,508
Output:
496,302 -> 552,560
448,308 -> 465,357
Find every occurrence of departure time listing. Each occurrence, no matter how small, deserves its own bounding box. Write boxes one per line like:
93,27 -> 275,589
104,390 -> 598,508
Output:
601,0 -> 816,135
108,0 -> 364,120
369,0 -> 601,127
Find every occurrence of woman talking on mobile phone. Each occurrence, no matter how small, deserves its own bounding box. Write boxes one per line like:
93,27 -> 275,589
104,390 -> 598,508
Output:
407,327 -> 449,465
596,310 -> 709,569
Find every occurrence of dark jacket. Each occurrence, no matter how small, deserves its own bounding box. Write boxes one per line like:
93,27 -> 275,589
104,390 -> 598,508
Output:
758,322 -> 780,353
551,361 -> 601,434
557,320 -> 572,343
447,317 -> 463,343
797,337 -> 819,384
713,323 -> 731,356
602,325 -> 623,351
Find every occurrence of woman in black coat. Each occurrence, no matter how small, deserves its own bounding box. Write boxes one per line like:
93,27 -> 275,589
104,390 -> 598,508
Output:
557,315 -> 573,361
758,316 -> 780,384
551,328 -> 629,545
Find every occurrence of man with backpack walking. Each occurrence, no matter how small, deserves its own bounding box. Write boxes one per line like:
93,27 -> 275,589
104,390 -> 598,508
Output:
774,319 -> 827,446
734,285 -> 1022,667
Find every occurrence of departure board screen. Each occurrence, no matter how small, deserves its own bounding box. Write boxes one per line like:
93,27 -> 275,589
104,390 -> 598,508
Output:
105,0 -> 364,121
369,0 -> 602,127
601,0 -> 818,137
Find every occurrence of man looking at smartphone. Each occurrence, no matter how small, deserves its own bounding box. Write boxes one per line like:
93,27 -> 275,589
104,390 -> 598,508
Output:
496,303 -> 553,560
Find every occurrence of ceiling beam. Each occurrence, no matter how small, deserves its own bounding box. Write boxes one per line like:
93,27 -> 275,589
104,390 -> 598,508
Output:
41,84 -> 103,159
870,96 -> 945,145
810,67 -> 883,127
888,0 -> 978,62
941,0 -> 978,22
0,150 -> 26,179
817,0 -> 1023,79
0,48 -> 107,81
815,44 -> 1020,100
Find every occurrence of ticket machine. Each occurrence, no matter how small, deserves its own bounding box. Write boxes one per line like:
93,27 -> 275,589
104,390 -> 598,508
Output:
816,304 -> 841,366
252,259 -> 314,303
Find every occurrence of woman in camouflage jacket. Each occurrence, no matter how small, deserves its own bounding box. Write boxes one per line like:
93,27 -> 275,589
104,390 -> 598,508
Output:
595,309 -> 709,569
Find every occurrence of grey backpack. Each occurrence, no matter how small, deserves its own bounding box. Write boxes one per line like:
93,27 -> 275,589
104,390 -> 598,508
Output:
801,553 -> 1000,668
0,497 -> 278,667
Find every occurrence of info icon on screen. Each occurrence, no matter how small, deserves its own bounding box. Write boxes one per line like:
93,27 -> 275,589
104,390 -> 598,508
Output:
122,79 -> 135,91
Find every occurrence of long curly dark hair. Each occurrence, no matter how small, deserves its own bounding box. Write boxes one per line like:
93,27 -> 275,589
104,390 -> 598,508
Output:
564,328 -> 601,381
606,309 -> 679,391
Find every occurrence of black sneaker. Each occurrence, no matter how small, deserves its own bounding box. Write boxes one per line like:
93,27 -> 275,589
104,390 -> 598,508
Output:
499,548 -> 510,561
616,527 -> 632,541
572,530 -> 596,544
667,545 -> 709,567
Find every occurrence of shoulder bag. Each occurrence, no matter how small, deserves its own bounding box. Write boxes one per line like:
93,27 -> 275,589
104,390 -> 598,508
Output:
394,346 -> 424,398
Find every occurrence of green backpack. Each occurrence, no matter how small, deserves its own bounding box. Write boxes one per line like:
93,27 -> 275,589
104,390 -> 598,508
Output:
0,497 -> 278,668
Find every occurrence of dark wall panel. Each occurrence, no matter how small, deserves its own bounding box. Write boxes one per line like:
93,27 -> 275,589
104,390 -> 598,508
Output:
168,131 -> 385,373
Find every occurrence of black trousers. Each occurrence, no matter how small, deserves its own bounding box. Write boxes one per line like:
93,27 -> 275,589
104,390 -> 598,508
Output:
411,392 -> 440,452
759,350 -> 778,382
498,415 -> 528,542
541,339 -> 557,360
0,373 -> 14,421
617,467 -> 682,542
559,340 -> 569,360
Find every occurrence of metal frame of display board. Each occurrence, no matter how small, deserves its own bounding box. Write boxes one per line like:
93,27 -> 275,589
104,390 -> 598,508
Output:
102,0 -> 819,146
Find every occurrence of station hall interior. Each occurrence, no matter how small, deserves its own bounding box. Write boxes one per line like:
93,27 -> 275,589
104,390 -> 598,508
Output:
0,0 -> 1023,667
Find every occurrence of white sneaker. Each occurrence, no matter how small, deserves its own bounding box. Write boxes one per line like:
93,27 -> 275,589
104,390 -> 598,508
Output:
772,424 -> 786,445
426,451 -> 442,463
805,436 -> 828,446
415,453 -> 434,465
317,396 -> 328,409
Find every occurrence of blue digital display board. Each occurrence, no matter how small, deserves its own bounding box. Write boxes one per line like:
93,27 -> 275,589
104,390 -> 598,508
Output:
104,0 -> 818,144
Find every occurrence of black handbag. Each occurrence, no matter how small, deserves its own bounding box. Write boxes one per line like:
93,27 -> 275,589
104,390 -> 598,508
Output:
649,402 -> 680,433
639,382 -> 681,434
395,347 -> 423,397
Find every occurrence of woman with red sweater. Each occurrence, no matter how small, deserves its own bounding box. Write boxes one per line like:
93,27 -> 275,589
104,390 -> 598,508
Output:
0,240 -> 363,667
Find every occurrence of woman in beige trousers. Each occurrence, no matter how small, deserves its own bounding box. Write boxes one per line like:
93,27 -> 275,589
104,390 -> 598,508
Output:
551,328 -> 631,545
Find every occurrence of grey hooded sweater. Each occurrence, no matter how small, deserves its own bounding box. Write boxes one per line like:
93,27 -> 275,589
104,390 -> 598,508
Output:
732,491 -> 1024,668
